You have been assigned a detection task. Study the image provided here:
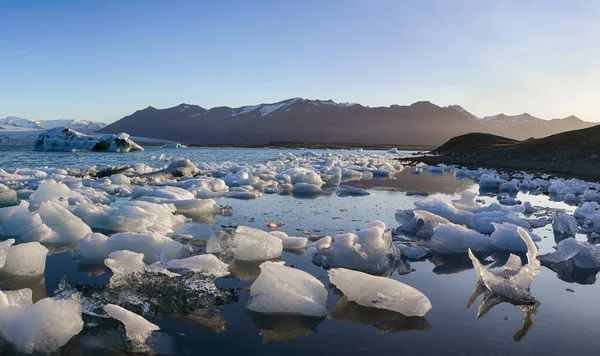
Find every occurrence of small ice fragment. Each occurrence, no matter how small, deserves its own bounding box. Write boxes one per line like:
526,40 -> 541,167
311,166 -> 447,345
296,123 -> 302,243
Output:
103,304 -> 160,344
269,231 -> 308,249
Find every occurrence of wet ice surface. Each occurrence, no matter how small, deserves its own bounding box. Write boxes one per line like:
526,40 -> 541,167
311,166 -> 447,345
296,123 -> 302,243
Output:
1,147 -> 600,355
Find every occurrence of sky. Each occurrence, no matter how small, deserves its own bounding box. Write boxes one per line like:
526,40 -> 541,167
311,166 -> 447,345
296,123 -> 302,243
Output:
1,0 -> 600,123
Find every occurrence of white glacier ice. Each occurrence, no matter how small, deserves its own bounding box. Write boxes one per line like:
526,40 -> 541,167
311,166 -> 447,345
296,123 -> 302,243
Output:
207,226 -> 283,261
76,231 -> 188,263
34,127 -> 143,152
246,261 -> 328,317
328,268 -> 431,317
103,304 -> 160,344
468,227 -> 539,304
1,242 -> 48,276
269,231 -> 308,249
0,292 -> 84,353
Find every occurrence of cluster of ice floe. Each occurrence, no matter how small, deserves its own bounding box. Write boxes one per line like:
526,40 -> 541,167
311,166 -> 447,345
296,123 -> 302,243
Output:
3,149 -> 600,351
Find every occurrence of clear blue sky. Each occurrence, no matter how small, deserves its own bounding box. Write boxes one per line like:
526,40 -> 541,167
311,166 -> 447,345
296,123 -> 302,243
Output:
1,0 -> 599,122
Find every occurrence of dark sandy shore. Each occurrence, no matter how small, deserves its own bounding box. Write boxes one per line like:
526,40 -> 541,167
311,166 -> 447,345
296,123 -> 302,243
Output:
400,130 -> 600,182
402,154 -> 600,182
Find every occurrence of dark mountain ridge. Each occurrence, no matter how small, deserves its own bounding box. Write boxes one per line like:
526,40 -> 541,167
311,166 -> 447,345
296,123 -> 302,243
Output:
99,98 -> 596,146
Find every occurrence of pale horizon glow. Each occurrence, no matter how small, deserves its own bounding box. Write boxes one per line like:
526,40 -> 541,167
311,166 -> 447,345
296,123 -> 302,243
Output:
1,0 -> 599,123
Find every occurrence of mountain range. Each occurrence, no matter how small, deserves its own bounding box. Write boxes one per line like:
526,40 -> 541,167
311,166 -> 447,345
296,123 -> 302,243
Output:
98,98 -> 597,146
0,117 -> 106,133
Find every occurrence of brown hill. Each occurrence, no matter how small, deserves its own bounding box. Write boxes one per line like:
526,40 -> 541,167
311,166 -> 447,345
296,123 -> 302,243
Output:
415,124 -> 600,180
99,98 -> 596,146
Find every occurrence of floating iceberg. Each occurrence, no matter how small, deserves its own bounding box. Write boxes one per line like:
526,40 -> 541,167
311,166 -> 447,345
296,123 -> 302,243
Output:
426,223 -> 493,255
538,238 -> 600,269
34,127 -> 143,152
76,231 -> 188,263
468,227 -> 539,304
207,226 -> 283,261
161,143 -> 188,149
553,212 -> 578,241
396,210 -> 450,238
269,231 -> 308,249
328,268 -> 432,317
246,261 -> 328,317
312,221 -> 406,275
1,242 -> 48,276
0,289 -> 84,353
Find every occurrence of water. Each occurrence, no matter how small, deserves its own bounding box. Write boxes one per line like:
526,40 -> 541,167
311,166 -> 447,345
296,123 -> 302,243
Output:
0,147 -> 598,355
0,145 -> 402,171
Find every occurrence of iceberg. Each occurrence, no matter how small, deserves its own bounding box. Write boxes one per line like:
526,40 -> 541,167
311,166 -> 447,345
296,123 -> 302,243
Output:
34,127 -> 143,152
312,221 -> 406,275
161,143 -> 188,149
207,226 -> 283,261
269,231 -> 308,249
426,223 -> 493,255
1,242 -> 48,276
328,268 -> 432,317
468,227 -> 539,304
76,231 -> 188,263
246,261 -> 328,317
0,291 -> 84,353
538,238 -> 600,269
553,212 -> 578,241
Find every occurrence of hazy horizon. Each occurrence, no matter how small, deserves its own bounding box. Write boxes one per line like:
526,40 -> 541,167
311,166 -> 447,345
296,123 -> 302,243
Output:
2,0 -> 599,122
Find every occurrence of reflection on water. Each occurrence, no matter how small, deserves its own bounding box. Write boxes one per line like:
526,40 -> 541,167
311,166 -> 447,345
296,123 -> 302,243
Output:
0,273 -> 47,302
328,296 -> 430,334
346,169 -> 476,195
246,310 -> 325,344
430,254 -> 490,275
171,310 -> 228,333
230,258 -> 282,282
467,282 -> 540,342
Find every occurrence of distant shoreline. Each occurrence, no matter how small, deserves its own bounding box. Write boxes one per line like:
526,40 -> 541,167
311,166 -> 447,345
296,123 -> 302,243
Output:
188,141 -> 436,151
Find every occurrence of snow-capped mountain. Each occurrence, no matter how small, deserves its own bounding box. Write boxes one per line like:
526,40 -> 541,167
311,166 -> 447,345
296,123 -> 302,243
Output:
1,117 -> 106,132
448,106 -> 595,140
41,120 -> 107,132
98,98 -> 597,146
1,117 -> 44,129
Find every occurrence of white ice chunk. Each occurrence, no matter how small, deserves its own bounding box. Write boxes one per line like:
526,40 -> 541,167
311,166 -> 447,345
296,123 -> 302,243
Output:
1,242 -> 48,276
37,201 -> 92,243
28,180 -> 87,207
427,223 -> 493,254
269,231 -> 308,249
246,261 -> 328,317
77,232 -> 188,263
207,226 -> 283,261
328,268 -> 431,317
161,254 -> 229,277
0,294 -> 84,353
103,304 -> 159,344
553,212 -> 578,239
491,223 -> 540,253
